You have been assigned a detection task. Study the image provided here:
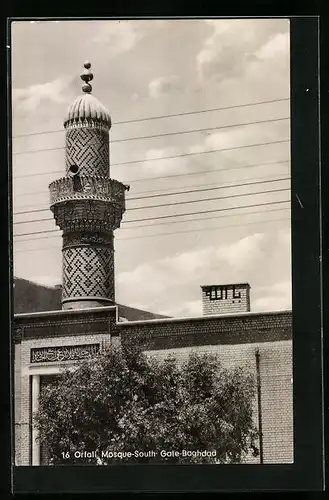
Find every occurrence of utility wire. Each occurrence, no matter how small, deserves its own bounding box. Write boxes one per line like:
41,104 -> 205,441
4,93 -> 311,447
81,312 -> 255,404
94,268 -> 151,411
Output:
14,206 -> 291,239
13,199 -> 290,239
13,139 -> 290,179
13,177 -> 290,220
13,97 -> 290,139
108,139 -> 291,167
117,217 -> 290,241
13,160 -> 290,202
120,205 -> 290,231
118,169 -> 291,197
13,216 -> 290,251
127,177 -> 290,202
12,116 -> 289,155
13,185 -> 290,226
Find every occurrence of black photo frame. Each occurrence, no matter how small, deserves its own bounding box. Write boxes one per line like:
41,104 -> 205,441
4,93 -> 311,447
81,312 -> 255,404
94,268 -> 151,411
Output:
4,14 -> 324,494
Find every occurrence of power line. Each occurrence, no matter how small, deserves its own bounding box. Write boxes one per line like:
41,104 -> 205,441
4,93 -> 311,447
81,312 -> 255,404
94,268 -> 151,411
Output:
13,97 -> 290,139
13,216 -> 290,252
12,117 -> 289,155
110,139 -> 290,167
128,188 -> 289,212
13,160 -> 291,202
16,205 -> 291,239
128,177 -> 290,202
119,205 -> 290,231
13,139 -> 290,179
13,199 -> 290,239
13,177 -> 290,219
118,217 -> 290,241
13,185 -> 290,226
121,168 -> 291,196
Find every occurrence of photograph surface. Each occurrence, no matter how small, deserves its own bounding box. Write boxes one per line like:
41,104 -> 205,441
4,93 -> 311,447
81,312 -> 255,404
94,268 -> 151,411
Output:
11,18 -> 292,466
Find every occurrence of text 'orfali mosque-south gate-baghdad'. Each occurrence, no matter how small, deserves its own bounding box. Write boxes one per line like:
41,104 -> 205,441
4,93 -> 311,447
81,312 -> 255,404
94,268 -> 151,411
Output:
13,63 -> 293,466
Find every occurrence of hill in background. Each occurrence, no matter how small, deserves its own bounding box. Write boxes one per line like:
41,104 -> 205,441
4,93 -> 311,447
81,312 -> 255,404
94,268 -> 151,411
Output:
13,277 -> 169,321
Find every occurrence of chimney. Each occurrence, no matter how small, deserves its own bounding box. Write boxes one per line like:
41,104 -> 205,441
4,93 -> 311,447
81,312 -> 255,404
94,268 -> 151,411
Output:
201,283 -> 251,316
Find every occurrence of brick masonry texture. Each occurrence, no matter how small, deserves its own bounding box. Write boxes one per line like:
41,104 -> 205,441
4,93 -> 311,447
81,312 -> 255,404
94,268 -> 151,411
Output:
15,331 -> 113,465
202,284 -> 251,316
14,307 -> 117,340
145,341 -> 293,464
13,307 -> 293,465
65,127 -> 109,178
14,343 -> 22,466
117,310 -> 292,350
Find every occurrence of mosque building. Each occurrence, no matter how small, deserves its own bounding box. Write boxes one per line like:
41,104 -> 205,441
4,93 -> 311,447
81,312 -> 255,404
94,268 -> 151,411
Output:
13,63 -> 293,466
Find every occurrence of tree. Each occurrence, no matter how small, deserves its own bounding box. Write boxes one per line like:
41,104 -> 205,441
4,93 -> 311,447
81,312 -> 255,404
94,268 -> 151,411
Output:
35,342 -> 259,465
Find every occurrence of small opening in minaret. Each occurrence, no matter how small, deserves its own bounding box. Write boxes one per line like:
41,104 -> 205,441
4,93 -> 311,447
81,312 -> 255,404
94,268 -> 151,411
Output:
69,165 -> 80,175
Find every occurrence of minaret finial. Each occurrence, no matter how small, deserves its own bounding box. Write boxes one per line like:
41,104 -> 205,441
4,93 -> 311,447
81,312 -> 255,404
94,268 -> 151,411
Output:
80,61 -> 93,93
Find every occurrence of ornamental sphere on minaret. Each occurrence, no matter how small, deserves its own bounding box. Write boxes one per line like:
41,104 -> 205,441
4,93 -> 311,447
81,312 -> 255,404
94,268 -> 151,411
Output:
49,62 -> 128,311
64,61 -> 112,179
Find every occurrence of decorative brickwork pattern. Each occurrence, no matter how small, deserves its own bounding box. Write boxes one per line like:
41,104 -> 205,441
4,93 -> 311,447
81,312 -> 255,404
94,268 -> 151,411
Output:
31,343 -> 100,363
62,246 -> 114,301
63,231 -> 114,249
202,284 -> 251,316
13,308 -> 293,465
51,199 -> 125,234
48,69 -> 127,309
14,307 -> 117,340
118,311 -> 292,350
15,331 -> 113,466
65,128 -> 109,177
49,177 -> 126,208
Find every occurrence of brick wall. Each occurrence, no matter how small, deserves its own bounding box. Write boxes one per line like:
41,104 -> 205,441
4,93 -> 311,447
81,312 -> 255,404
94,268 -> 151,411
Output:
259,343 -> 293,463
13,307 -> 293,465
201,283 -> 251,316
14,306 -> 117,340
117,310 -> 292,351
15,332 -> 112,465
145,340 -> 293,464
14,343 -> 21,466
117,310 -> 293,464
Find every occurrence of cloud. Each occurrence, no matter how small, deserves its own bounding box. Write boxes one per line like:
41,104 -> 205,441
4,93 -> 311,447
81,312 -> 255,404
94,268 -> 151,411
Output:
216,233 -> 266,269
255,32 -> 290,61
187,117 -> 290,171
203,118 -> 288,152
196,19 -> 289,83
148,74 -> 181,98
117,262 -> 168,297
140,147 -> 190,175
91,21 -> 142,56
12,75 -> 74,113
116,232 -> 267,316
253,280 -> 292,311
278,227 -> 291,248
161,247 -> 215,278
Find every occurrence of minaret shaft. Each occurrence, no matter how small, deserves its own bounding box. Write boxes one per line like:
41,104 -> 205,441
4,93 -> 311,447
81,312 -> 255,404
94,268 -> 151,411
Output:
61,230 -> 115,309
49,62 -> 127,310
65,127 -> 109,178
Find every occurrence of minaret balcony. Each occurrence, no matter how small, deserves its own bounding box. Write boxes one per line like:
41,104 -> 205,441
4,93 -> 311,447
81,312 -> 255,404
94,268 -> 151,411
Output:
49,176 -> 127,209
50,197 -> 125,233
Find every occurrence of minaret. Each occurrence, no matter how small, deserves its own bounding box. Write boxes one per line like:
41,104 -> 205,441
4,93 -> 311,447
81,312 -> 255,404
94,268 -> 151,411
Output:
49,62 -> 128,310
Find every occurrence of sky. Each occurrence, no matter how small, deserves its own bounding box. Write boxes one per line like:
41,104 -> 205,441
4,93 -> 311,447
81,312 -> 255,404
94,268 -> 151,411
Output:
11,18 -> 291,317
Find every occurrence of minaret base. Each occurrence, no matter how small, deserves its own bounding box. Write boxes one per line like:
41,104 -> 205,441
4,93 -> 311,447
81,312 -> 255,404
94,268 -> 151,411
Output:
62,297 -> 115,310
